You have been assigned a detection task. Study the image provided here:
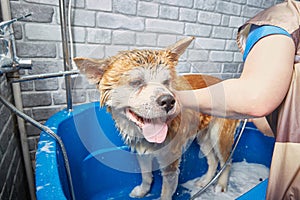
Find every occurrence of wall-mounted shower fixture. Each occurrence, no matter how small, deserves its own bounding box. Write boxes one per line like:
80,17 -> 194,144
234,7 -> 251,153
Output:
0,14 -> 32,76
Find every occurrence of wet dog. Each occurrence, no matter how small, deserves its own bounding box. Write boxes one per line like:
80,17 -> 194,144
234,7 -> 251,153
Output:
74,37 -> 240,199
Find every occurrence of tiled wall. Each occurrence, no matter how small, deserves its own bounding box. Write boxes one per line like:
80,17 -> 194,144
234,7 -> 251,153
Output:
9,0 -> 282,170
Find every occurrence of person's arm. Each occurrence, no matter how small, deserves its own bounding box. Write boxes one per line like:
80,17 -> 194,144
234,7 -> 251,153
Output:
176,34 -> 295,119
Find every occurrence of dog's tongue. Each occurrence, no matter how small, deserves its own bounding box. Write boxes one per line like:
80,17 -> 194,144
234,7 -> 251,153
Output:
142,122 -> 168,143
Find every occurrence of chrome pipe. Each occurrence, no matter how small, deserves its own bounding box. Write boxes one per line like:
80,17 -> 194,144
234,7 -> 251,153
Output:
58,0 -> 73,112
0,66 -> 20,75
0,94 -> 76,200
9,70 -> 79,83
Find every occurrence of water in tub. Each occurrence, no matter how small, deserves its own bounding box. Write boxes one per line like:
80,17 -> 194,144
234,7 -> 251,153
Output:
181,161 -> 269,199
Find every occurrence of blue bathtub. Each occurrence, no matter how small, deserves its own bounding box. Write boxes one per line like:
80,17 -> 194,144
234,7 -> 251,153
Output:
35,102 -> 275,200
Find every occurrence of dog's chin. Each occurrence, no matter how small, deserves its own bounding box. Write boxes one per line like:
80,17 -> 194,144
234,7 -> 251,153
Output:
125,108 -> 178,144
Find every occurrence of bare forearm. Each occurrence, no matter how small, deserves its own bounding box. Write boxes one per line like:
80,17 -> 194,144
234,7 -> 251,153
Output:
177,75 -> 290,119
176,78 -> 257,119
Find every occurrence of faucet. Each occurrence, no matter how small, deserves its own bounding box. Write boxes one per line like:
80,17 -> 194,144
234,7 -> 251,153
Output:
0,14 -> 32,76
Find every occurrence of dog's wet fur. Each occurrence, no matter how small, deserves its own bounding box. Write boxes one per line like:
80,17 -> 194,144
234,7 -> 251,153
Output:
75,37 -> 240,199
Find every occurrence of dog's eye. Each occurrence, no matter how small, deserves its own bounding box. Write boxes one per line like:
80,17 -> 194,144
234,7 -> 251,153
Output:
162,79 -> 170,86
129,79 -> 144,87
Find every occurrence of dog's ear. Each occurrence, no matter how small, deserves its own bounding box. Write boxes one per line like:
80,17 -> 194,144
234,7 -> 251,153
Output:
74,57 -> 109,84
167,37 -> 195,56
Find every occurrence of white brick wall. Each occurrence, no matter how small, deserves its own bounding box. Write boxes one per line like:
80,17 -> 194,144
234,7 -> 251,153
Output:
25,24 -> 62,41
114,0 -> 137,15
194,38 -> 225,50
112,30 -> 135,45
87,28 -> 111,44
97,12 -> 144,30
10,0 -> 283,164
159,5 -> 179,20
146,19 -> 185,34
198,11 -> 222,25
136,32 -> 157,46
179,8 -> 197,22
72,9 -> 96,27
185,23 -> 212,37
86,0 -> 112,11
138,2 -> 159,17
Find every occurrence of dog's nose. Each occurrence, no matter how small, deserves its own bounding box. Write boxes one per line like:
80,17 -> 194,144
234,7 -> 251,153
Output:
156,94 -> 176,113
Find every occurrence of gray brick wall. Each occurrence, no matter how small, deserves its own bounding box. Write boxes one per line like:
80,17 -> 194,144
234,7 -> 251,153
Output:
9,0 -> 283,173
0,75 -> 29,199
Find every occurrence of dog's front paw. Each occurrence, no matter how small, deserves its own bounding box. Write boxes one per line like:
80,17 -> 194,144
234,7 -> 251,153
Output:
194,177 -> 210,188
129,185 -> 150,198
214,184 -> 227,193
